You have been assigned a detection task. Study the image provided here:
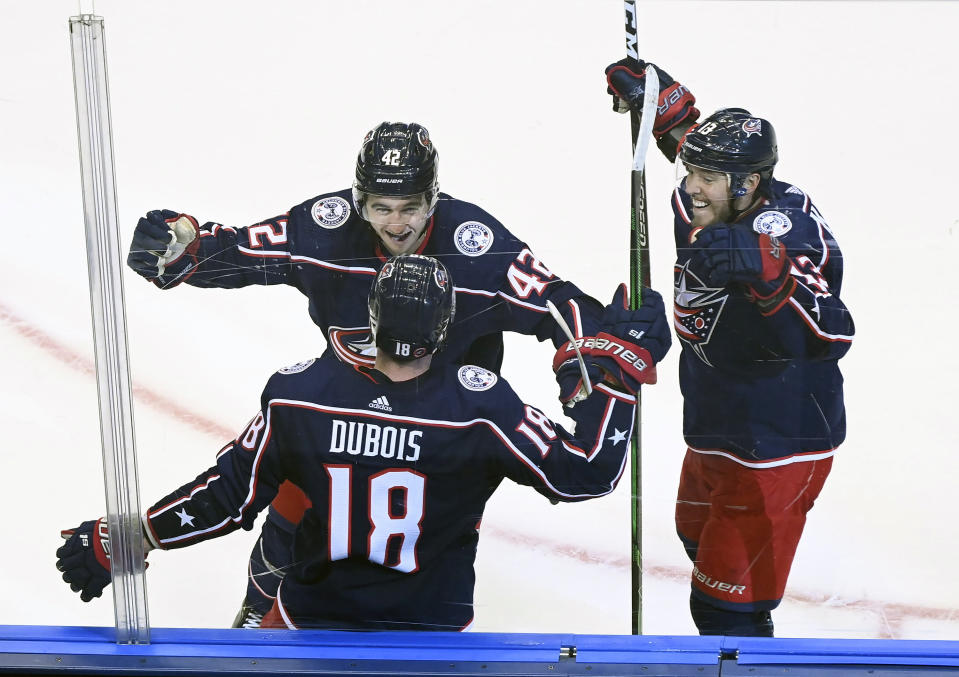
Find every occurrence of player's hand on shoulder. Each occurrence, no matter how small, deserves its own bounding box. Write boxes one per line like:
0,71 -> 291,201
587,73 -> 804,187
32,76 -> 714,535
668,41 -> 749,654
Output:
691,225 -> 789,290
604,58 -> 699,139
127,209 -> 199,279
56,518 -> 112,602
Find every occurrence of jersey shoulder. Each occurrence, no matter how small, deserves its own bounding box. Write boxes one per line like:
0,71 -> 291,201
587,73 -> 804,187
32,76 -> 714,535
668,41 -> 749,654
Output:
744,180 -> 829,243
262,354 -> 346,403
432,194 -> 523,259
450,363 -> 502,395
289,187 -> 365,235
445,364 -> 523,418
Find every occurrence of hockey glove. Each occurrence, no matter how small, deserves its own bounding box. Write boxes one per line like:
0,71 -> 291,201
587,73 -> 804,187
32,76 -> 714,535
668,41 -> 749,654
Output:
691,225 -> 789,283
553,346 -> 604,407
584,284 -> 670,394
127,209 -> 199,279
691,226 -> 795,313
56,518 -> 112,602
605,58 -> 700,139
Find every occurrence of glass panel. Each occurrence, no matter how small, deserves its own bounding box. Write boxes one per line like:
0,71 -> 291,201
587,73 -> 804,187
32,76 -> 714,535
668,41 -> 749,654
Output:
2,0 -> 956,641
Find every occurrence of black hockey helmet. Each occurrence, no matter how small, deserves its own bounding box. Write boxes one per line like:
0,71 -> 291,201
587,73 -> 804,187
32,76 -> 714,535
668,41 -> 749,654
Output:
679,108 -> 778,198
368,254 -> 455,362
353,122 -> 440,218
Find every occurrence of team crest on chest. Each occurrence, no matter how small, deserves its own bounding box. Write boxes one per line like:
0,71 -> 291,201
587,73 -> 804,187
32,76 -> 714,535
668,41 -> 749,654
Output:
454,221 -> 494,257
311,197 -> 351,229
752,210 -> 792,237
278,358 -> 315,374
674,262 -> 728,367
457,365 -> 497,391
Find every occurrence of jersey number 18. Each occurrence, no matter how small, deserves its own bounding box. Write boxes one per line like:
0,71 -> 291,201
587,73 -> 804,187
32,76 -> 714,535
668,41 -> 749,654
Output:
324,465 -> 425,573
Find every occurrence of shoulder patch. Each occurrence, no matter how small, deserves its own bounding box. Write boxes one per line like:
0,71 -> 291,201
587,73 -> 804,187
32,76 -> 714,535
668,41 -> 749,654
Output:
752,210 -> 792,237
278,358 -> 315,375
453,221 -> 494,257
457,365 -> 498,391
311,197 -> 351,229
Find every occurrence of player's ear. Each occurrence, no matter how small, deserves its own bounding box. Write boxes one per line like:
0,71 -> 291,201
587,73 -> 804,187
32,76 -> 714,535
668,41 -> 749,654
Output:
744,173 -> 760,193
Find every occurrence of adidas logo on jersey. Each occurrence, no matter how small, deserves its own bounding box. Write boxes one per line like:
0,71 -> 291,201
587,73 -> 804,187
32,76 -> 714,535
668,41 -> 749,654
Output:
369,396 -> 392,412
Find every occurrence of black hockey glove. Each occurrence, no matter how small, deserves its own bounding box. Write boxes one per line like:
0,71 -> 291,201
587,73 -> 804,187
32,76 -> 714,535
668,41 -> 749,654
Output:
691,226 -> 796,314
605,58 -> 700,140
127,209 -> 199,279
56,518 -> 112,602
585,284 -> 670,394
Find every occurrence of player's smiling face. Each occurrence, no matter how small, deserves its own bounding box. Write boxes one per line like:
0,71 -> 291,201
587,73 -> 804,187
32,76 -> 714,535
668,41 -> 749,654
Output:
365,194 -> 430,256
683,165 -> 735,227
683,165 -> 760,228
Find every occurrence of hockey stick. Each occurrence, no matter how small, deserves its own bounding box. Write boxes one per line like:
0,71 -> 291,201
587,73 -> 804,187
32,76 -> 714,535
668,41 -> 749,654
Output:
546,300 -> 593,400
623,0 -> 660,636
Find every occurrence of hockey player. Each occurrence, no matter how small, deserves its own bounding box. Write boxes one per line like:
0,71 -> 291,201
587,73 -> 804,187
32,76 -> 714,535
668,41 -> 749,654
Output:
125,122 -> 614,626
604,61 -> 855,637
57,255 -> 671,630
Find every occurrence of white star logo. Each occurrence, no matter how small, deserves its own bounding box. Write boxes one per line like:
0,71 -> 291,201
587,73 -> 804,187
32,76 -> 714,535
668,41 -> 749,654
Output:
175,508 -> 195,527
608,428 -> 628,445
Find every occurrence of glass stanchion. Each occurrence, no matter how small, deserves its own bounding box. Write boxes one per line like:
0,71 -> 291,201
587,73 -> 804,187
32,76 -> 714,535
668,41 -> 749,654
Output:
69,13 -> 150,645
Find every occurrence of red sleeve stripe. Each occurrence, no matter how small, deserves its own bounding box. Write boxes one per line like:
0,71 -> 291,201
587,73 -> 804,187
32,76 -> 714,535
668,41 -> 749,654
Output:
673,188 -> 692,224
234,248 -> 379,276
235,410 -> 277,522
290,255 -> 377,275
235,247 -> 290,259
560,394 -> 618,462
148,474 -> 222,517
815,221 -> 831,269
594,382 -> 636,404
786,297 -> 854,343
453,287 -> 552,314
156,516 -> 234,545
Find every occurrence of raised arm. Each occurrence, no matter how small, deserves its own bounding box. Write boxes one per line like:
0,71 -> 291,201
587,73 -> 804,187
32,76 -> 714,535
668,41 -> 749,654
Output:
127,208 -> 298,290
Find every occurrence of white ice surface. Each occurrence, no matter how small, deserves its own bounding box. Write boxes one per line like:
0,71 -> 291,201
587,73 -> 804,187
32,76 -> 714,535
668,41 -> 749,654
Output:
1,0 -> 957,639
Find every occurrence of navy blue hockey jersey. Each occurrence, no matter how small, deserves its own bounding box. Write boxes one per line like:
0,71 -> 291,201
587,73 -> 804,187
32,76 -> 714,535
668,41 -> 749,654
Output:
149,191 -> 601,369
143,355 -> 635,631
671,179 -> 854,463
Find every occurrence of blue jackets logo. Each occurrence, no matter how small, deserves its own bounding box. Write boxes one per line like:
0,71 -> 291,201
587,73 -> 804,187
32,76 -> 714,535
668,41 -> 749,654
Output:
673,262 -> 728,366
